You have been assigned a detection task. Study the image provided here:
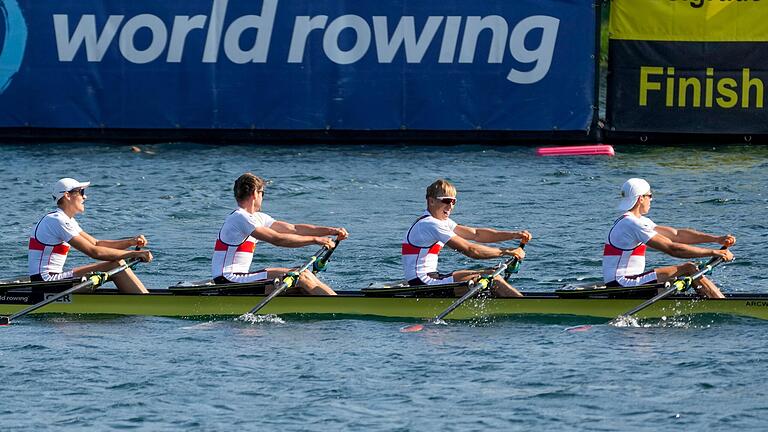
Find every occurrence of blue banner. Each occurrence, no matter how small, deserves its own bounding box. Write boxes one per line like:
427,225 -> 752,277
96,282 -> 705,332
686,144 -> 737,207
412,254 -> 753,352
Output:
0,0 -> 597,132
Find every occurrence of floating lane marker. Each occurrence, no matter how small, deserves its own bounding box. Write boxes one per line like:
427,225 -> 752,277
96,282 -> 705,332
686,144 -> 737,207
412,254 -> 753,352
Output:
536,144 -> 615,157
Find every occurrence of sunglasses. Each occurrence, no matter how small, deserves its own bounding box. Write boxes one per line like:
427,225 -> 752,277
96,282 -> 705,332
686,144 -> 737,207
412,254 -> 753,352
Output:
434,196 -> 457,205
643,193 -> 653,199
67,188 -> 86,197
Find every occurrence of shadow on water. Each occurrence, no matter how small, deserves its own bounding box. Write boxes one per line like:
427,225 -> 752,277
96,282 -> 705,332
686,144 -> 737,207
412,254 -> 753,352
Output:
12,312 -> 767,330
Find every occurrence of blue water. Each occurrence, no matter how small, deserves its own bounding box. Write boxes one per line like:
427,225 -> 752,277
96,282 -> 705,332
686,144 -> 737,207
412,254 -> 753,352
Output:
1,143 -> 767,430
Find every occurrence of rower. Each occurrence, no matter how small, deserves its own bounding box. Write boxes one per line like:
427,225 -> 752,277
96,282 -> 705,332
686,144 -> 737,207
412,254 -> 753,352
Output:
602,178 -> 735,298
211,173 -> 347,295
28,178 -> 153,293
402,179 -> 531,297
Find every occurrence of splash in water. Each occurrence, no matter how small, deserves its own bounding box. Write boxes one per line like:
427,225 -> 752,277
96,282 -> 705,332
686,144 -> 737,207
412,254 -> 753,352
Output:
236,313 -> 285,324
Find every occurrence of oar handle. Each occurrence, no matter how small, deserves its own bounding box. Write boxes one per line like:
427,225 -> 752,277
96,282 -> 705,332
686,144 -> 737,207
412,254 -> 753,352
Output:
502,242 -> 526,280
672,251 -> 727,293
282,245 -> 327,287
314,239 -> 341,273
672,246 -> 729,293
697,245 -> 728,269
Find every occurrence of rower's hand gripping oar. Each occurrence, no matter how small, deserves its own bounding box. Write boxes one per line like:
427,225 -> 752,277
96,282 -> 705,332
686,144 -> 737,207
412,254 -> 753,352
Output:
401,242 -> 526,333
0,258 -> 142,326
313,239 -> 341,274
241,245 -> 330,318
503,253 -> 523,281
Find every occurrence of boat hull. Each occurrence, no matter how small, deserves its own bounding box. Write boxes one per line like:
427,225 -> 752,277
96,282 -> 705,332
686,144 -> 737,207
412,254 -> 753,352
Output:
2,291 -> 768,321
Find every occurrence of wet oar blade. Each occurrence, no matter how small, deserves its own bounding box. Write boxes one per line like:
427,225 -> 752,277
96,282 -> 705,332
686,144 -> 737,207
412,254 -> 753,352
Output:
399,324 -> 425,333
565,324 -> 593,332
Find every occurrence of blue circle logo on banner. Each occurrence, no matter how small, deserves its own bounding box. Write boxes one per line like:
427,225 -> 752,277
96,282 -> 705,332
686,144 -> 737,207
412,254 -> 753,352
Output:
0,0 -> 27,94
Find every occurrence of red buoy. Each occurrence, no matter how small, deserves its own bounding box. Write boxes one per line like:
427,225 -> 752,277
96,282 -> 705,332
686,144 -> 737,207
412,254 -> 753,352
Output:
536,144 -> 615,157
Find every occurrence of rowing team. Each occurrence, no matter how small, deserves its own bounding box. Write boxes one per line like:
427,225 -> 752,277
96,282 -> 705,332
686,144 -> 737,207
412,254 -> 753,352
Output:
26,175 -> 735,298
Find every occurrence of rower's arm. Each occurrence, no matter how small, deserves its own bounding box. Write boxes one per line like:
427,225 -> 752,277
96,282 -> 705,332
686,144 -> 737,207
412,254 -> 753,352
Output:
647,233 -> 724,259
658,226 -> 735,247
251,226 -> 331,248
655,225 -> 726,245
272,221 -> 349,240
94,237 -> 145,250
79,230 -> 145,250
270,220 -> 298,234
69,234 -> 143,262
78,230 -> 98,245
447,235 -> 510,260
454,225 -> 531,244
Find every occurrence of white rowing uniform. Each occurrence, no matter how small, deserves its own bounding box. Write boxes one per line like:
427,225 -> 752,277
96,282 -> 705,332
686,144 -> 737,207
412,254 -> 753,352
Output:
28,209 -> 82,281
402,211 -> 457,285
602,212 -> 658,287
212,208 -> 275,284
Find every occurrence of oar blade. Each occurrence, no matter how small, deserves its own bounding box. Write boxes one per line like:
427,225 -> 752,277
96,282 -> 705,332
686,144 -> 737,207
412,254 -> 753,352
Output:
0,316 -> 9,326
399,323 -> 425,333
564,324 -> 593,332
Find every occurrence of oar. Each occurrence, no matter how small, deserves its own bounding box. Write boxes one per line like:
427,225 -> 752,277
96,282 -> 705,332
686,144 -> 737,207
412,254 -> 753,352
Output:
313,239 -> 341,273
241,245 -> 329,317
0,259 -> 141,326
608,253 -> 727,325
401,242 -> 526,333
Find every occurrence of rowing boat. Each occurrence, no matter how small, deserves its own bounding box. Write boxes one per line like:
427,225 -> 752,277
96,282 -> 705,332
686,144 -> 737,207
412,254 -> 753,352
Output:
1,280 -> 767,321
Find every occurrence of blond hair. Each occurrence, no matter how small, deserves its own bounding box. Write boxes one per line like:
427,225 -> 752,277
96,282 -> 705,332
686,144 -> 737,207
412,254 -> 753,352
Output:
426,179 -> 456,199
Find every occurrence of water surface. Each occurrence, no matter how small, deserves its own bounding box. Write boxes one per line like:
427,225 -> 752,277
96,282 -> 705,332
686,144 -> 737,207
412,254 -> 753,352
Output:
1,143 -> 766,430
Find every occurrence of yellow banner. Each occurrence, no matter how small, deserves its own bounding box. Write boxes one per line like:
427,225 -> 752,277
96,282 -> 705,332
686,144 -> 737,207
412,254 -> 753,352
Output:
610,0 -> 768,42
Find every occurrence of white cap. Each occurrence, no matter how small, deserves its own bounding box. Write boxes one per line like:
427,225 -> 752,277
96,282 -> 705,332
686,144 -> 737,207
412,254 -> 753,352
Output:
52,178 -> 90,201
617,178 -> 651,211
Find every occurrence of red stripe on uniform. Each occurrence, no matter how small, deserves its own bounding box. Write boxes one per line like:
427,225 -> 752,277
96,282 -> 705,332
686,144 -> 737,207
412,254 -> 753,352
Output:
29,237 -> 46,251
214,239 -> 228,251
236,241 -> 255,253
52,244 -> 70,255
402,244 -> 420,255
402,243 -> 442,255
604,243 -> 646,256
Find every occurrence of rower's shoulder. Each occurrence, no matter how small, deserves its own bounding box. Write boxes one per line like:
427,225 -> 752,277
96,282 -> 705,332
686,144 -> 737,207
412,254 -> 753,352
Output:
39,209 -> 75,227
614,213 -> 647,226
227,208 -> 253,222
41,210 -> 61,220
415,214 -> 454,226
